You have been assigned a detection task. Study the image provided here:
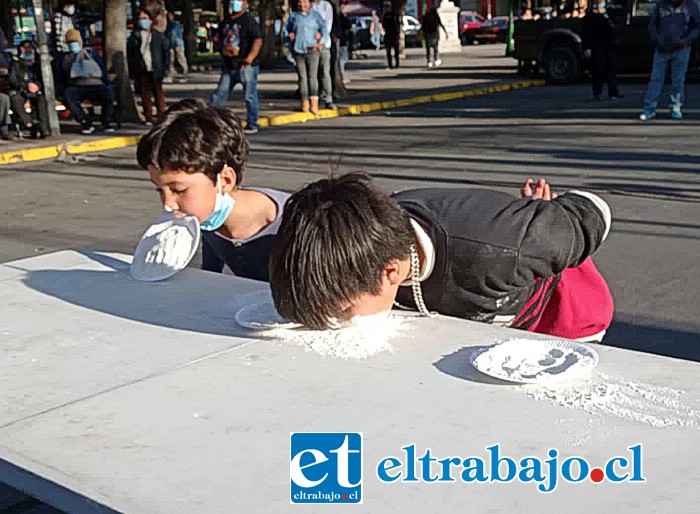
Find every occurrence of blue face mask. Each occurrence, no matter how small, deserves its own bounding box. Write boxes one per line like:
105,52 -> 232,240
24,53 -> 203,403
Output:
231,1 -> 243,12
138,19 -> 151,30
20,53 -> 35,61
69,42 -> 81,53
200,173 -> 236,231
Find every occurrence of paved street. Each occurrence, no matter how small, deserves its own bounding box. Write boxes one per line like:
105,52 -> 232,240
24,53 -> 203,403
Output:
2,78 -> 699,362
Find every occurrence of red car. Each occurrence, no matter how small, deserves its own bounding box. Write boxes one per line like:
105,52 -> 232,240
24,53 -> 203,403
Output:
459,11 -> 493,45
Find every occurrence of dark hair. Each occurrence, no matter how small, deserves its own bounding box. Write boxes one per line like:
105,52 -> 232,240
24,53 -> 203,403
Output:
136,98 -> 249,185
269,172 -> 415,329
138,8 -> 151,18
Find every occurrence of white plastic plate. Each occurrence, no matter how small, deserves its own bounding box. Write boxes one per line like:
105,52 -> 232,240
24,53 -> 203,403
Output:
235,302 -> 303,330
469,338 -> 599,384
130,211 -> 201,282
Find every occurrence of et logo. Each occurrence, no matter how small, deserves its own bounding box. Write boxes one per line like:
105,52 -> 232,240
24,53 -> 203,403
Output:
290,432 -> 362,504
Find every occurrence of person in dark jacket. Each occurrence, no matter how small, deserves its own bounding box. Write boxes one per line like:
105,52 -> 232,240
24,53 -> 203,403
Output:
56,29 -> 115,134
7,41 -> 50,138
582,1 -> 621,100
422,6 -> 448,68
640,0 -> 700,120
270,173 -> 614,342
380,1 -> 400,69
128,9 -> 170,124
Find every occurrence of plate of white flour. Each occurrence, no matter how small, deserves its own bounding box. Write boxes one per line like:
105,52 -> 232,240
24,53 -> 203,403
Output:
235,301 -> 303,330
470,338 -> 599,384
130,211 -> 200,281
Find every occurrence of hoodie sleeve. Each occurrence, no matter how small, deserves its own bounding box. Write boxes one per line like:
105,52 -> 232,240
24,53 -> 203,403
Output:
649,2 -> 660,42
513,191 -> 611,284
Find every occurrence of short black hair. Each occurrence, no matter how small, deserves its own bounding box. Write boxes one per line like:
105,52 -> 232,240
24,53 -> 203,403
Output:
136,98 -> 249,185
269,172 -> 415,329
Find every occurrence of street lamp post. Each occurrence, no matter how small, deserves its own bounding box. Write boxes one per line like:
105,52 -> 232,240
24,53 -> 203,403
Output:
31,0 -> 61,134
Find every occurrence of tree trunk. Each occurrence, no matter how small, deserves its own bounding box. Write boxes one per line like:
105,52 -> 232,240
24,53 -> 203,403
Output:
216,0 -> 225,21
1,4 -> 12,45
259,0 -> 276,69
105,0 -> 141,123
31,0 -> 60,134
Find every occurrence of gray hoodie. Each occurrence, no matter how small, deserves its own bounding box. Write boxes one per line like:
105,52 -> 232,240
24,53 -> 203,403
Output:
649,0 -> 700,52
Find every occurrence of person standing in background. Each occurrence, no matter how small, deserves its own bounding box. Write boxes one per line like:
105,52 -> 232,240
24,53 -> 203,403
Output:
380,1 -> 399,69
639,0 -> 700,120
422,5 -> 448,68
165,11 -> 189,83
128,9 -> 170,125
369,10 -> 383,51
311,0 -> 336,109
52,1 -> 76,56
210,0 -> 263,135
338,4 -> 353,84
582,0 -> 621,100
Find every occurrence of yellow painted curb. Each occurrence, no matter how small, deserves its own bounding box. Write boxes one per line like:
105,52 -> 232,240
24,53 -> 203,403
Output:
0,79 -> 544,166
0,135 -> 142,166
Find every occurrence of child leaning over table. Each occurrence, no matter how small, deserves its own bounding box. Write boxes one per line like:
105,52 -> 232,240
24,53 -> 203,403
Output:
270,173 -> 614,342
136,98 -> 290,281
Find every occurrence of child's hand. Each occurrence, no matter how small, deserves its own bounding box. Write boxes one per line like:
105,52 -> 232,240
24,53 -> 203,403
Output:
521,178 -> 558,201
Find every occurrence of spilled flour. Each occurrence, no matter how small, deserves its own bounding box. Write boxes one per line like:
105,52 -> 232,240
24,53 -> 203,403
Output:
524,373 -> 700,428
265,312 -> 410,359
472,338 -> 598,383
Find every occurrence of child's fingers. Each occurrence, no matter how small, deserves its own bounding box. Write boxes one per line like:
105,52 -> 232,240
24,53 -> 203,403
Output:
543,183 -> 551,200
521,178 -> 535,198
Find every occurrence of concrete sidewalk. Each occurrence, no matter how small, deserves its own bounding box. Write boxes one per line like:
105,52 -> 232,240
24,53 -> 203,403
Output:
0,45 -> 536,165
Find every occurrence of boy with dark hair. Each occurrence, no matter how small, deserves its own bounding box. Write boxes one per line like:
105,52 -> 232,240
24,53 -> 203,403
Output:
137,98 -> 289,281
270,173 -> 614,341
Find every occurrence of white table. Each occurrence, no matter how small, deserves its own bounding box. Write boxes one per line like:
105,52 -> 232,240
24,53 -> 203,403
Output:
1,251 -> 699,513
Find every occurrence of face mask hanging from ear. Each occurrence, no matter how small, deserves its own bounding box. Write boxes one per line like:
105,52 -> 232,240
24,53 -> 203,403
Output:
200,172 -> 236,231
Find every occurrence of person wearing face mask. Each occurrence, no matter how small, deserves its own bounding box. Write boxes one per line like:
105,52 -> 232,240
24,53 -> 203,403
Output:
128,9 -> 170,125
582,0 -> 621,100
136,99 -> 291,281
7,41 -> 50,139
52,1 -> 76,56
56,29 -> 115,135
640,0 -> 700,120
285,0 -> 328,114
210,0 -> 263,135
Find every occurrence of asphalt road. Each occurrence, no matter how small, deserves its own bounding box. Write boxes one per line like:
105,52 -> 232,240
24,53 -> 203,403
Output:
2,81 -> 699,361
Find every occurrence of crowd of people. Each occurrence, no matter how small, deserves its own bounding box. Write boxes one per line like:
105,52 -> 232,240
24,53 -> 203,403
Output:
2,0 -> 699,142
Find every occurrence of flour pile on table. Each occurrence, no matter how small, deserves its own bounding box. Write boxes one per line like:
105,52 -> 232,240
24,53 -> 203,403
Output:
267,312 -> 409,359
472,338 -> 597,383
132,225 -> 194,276
525,373 -> 700,428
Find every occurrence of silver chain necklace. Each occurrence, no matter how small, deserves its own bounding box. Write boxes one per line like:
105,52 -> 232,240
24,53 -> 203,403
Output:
393,244 -> 436,318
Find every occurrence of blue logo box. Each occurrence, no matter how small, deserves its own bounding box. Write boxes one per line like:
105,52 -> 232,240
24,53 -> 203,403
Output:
290,432 -> 363,504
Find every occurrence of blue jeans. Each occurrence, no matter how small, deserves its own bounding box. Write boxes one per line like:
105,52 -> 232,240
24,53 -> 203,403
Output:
643,48 -> 691,111
210,63 -> 259,129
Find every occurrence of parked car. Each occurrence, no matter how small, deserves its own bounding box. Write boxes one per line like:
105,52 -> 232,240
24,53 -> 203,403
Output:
459,11 -> 486,45
351,14 -> 422,49
483,16 -> 512,44
403,15 -> 422,47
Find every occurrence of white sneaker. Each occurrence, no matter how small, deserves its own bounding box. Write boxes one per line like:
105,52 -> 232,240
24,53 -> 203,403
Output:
428,62 -> 434,68
81,125 -> 96,135
434,59 -> 442,67
162,76 -> 174,84
342,78 -> 351,84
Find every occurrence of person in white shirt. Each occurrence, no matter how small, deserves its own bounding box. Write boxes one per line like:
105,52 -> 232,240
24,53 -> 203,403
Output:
311,0 -> 336,109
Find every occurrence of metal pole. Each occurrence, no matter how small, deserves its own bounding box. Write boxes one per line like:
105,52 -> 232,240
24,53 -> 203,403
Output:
31,0 -> 60,134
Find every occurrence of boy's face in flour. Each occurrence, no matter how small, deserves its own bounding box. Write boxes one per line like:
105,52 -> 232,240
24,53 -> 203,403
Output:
148,166 -> 236,223
337,258 -> 411,322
